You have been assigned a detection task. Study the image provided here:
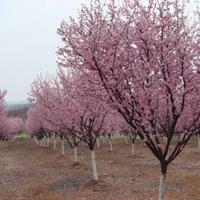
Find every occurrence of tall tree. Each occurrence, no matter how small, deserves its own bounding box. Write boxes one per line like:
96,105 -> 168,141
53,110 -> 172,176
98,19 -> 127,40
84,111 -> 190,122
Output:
57,0 -> 200,199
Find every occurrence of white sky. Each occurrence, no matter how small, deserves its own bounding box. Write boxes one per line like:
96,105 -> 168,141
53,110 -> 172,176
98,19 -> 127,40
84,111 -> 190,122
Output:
0,0 -> 91,103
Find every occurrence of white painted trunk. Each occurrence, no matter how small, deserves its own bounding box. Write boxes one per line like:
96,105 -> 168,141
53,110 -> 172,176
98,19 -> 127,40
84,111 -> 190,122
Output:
125,136 -> 128,144
131,143 -> 135,156
159,173 -> 166,200
39,139 -> 44,147
102,137 -> 105,144
74,146 -> 78,162
91,150 -> 98,181
34,136 -> 38,145
38,139 -> 42,147
61,139 -> 65,155
109,138 -> 113,151
53,134 -> 57,150
44,136 -> 47,147
197,135 -> 200,152
163,136 -> 167,144
47,137 -> 50,147
97,138 -> 100,149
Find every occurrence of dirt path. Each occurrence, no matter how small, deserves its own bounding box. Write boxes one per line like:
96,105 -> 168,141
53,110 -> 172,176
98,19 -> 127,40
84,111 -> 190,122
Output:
0,137 -> 200,200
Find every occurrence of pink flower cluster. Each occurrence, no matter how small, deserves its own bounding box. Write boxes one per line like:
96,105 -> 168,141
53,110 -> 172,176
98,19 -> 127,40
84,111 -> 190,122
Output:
0,91 -> 24,141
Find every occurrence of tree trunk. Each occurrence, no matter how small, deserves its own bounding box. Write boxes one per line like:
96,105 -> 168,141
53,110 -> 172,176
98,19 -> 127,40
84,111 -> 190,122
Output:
125,136 -> 128,144
44,136 -> 47,147
159,173 -> 166,200
40,138 -> 44,147
198,135 -> 200,152
131,143 -> 135,156
163,136 -> 167,144
109,137 -> 113,151
38,140 -> 41,147
33,136 -> 38,145
61,138 -> 65,156
102,136 -> 105,144
74,146 -> 78,162
47,136 -> 50,147
97,138 -> 100,149
53,133 -> 57,150
91,150 -> 98,181
159,162 -> 167,200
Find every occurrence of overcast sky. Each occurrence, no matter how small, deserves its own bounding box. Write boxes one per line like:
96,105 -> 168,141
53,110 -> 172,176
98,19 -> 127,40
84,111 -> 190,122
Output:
0,0 -> 196,103
0,0 -> 91,103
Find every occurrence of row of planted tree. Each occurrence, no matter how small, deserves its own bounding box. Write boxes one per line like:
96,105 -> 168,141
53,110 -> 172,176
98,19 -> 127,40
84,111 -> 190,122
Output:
1,0 -> 200,199
25,69 -> 138,180
0,91 -> 24,141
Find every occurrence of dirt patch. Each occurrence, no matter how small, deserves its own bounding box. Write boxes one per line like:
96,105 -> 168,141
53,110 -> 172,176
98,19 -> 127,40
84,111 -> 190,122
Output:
0,137 -> 200,200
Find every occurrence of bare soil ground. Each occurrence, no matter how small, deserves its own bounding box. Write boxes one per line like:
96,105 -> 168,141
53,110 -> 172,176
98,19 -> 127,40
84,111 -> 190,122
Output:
0,137 -> 200,200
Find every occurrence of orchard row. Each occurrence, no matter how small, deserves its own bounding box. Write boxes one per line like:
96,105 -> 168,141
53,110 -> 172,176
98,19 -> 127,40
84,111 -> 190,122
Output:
0,91 -> 23,141
1,1 -> 200,200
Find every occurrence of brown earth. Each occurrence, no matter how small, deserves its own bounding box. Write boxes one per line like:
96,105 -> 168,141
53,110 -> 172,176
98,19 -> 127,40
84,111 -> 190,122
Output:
0,137 -> 200,200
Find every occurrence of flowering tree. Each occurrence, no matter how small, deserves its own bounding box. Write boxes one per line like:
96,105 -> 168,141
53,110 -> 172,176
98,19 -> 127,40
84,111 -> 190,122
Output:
103,110 -> 122,151
0,116 -> 8,141
119,119 -> 138,156
29,76 -> 68,152
25,104 -> 46,145
0,90 -> 6,114
0,91 -> 9,141
0,117 -> 24,141
29,70 -> 111,181
29,73 -> 83,158
0,91 -> 24,141
62,70 -> 110,181
57,0 -> 200,199
6,117 -> 24,139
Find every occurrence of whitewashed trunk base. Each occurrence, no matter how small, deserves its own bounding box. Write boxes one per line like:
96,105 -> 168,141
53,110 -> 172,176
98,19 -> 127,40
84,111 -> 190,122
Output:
125,137 -> 128,144
131,143 -> 135,156
44,136 -> 47,147
159,173 -> 166,200
34,136 -> 38,145
47,137 -> 50,147
91,150 -> 98,181
61,139 -> 65,156
53,134 -> 57,151
109,138 -> 113,151
74,146 -> 78,162
198,135 -> 200,152
97,138 -> 100,149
